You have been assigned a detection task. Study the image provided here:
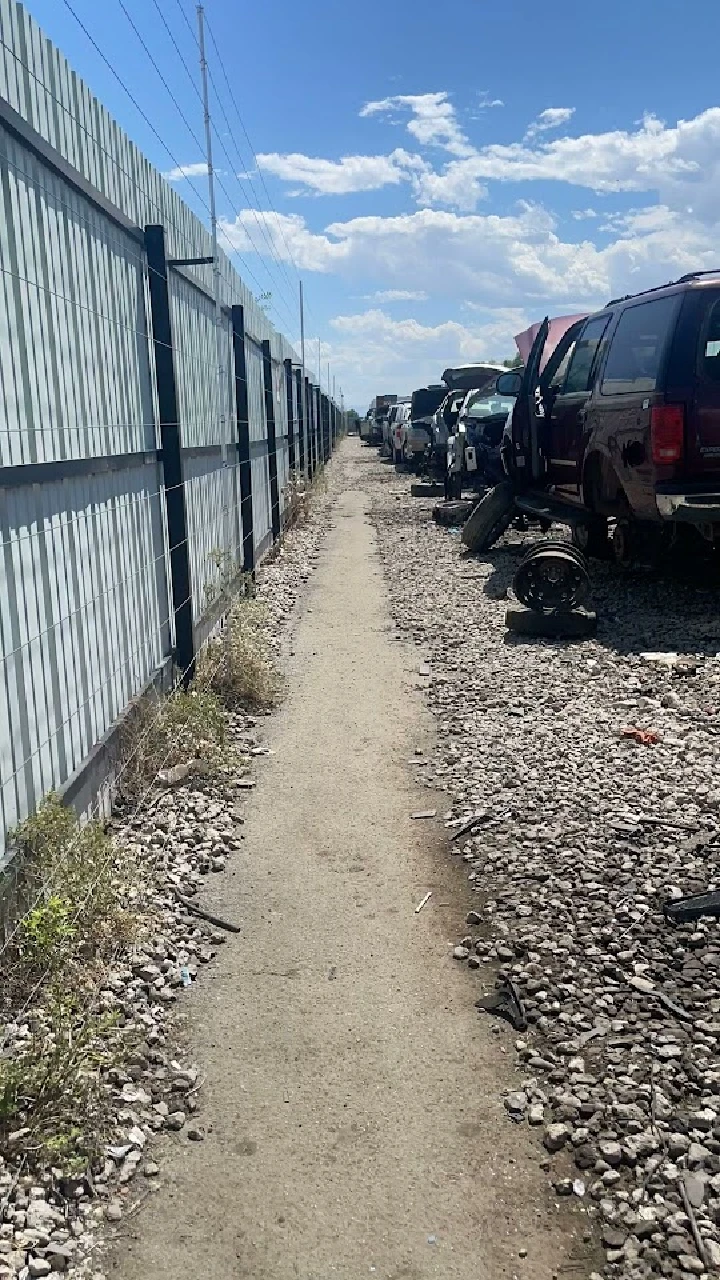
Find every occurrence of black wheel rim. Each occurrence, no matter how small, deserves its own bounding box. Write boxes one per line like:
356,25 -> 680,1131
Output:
513,544 -> 590,611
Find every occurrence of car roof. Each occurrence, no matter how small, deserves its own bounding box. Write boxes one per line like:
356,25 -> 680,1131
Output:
606,268 -> 720,308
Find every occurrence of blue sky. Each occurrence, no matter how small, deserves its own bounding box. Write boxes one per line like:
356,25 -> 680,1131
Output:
26,0 -> 720,407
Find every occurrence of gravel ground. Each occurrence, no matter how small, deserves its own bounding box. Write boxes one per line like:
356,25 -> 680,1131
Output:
369,447 -> 720,1280
109,443 -> 580,1280
0,483 -> 334,1280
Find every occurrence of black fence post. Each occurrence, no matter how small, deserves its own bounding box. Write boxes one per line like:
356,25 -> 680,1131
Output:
231,304 -> 255,575
284,358 -> 296,472
314,385 -> 321,469
295,368 -> 305,475
262,339 -> 281,542
144,224 -> 194,685
306,378 -> 314,478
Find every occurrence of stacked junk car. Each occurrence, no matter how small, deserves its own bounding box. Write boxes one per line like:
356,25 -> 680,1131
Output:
364,267 -> 720,636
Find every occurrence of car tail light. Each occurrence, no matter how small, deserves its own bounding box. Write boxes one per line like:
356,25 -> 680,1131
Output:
651,404 -> 684,464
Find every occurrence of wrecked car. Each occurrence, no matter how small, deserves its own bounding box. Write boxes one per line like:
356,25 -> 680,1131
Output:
493,272 -> 720,563
406,385 -> 448,469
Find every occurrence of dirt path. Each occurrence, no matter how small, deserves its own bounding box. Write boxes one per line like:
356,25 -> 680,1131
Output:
112,446 -> 577,1280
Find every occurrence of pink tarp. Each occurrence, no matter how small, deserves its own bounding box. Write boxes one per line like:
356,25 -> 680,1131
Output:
514,314 -> 588,370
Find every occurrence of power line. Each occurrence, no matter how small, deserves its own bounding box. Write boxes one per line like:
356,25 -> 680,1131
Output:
204,13 -> 301,283
110,0 -> 295,328
160,0 -> 301,323
150,0 -> 301,324
60,0 -> 292,329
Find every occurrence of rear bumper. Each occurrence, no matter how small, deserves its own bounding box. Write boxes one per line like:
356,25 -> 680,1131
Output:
408,426 -> 432,454
656,489 -> 720,523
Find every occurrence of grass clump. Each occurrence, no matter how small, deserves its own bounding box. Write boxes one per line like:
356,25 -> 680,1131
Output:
4,795 -> 139,984
198,598 -> 282,711
0,989 -> 127,1171
0,796 -> 144,1171
120,686 -> 228,798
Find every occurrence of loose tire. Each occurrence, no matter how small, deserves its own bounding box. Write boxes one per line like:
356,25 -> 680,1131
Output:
433,499 -> 476,527
461,481 -> 516,552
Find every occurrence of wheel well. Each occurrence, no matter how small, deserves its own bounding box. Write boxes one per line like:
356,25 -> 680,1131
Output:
582,453 -> 629,516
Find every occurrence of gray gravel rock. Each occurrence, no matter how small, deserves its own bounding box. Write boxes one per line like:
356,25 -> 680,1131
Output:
369,455 -> 720,1280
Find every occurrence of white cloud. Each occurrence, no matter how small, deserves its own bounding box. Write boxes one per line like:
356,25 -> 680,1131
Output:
572,208 -> 599,220
220,200 -> 720,323
477,92 -> 504,110
360,91 -> 475,158
255,149 -> 424,195
328,307 -> 529,408
364,289 -> 429,302
163,162 -> 209,181
525,107 -> 576,139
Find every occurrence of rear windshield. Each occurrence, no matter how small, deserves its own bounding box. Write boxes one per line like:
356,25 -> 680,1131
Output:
600,295 -> 678,396
411,387 -> 446,418
701,297 -> 720,382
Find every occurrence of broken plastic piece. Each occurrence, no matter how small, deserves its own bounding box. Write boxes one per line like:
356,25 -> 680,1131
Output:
476,982 -> 527,1032
663,889 -> 720,925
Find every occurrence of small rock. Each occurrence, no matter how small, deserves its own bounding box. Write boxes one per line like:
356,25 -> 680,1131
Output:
683,1172 -> 706,1208
452,946 -> 470,961
28,1261 -> 52,1279
504,1092 -> 527,1117
602,1226 -> 626,1250
105,1202 -> 123,1223
688,1142 -> 711,1167
544,1123 -> 571,1153
599,1140 -> 622,1166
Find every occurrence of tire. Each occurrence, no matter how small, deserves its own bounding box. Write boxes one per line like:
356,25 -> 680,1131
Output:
505,606 -> 597,638
572,516 -> 611,560
433,500 -> 475,527
462,481 -> 516,553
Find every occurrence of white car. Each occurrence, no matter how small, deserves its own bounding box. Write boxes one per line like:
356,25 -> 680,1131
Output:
390,401 -> 412,462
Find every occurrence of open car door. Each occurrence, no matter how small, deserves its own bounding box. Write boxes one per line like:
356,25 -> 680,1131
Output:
507,317 -> 549,484
505,317 -> 589,485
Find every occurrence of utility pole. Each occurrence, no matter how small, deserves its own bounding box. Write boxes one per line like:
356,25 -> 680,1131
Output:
318,337 -> 322,389
299,280 -> 308,478
197,5 -> 229,554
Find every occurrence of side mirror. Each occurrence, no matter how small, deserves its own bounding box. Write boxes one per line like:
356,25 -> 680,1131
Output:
496,371 -> 522,396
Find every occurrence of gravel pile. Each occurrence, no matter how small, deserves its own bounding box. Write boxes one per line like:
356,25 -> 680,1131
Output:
0,480 -> 336,1280
370,456 -> 720,1280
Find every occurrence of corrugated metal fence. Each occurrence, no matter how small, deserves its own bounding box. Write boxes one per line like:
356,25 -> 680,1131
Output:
0,0 -> 340,861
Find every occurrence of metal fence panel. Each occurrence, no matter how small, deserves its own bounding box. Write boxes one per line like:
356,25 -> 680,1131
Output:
0,0 -> 337,862
0,460 -> 169,848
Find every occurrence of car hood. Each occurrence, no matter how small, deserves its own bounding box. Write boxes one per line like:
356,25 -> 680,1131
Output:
441,363 -> 507,392
514,314 -> 588,370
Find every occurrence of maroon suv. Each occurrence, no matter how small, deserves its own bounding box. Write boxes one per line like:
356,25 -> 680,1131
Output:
497,271 -> 720,562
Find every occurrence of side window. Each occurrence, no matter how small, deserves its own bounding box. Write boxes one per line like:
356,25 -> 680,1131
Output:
549,343 -> 575,390
562,316 -> 610,394
601,296 -> 678,396
702,298 -> 720,383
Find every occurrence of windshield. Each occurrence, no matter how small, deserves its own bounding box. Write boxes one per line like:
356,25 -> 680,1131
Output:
465,393 -> 516,419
